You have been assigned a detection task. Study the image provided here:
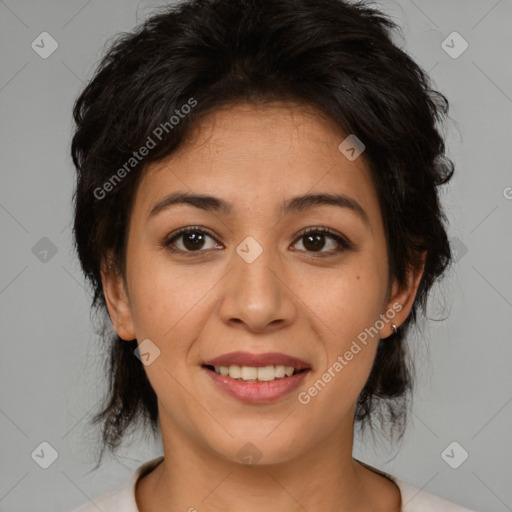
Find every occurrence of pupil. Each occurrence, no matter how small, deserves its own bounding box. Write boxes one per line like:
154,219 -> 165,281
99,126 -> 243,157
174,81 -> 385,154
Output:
183,232 -> 204,250
304,233 -> 325,252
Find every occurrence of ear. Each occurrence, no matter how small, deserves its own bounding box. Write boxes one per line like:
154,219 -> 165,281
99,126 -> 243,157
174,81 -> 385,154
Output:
100,251 -> 136,341
380,250 -> 427,339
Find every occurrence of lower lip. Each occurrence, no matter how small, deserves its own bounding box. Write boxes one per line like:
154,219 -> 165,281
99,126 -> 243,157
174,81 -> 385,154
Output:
203,367 -> 310,404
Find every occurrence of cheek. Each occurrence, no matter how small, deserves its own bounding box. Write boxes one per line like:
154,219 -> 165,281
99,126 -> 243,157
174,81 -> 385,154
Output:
301,256 -> 386,397
300,295 -> 381,420
127,244 -> 208,323
303,258 -> 387,340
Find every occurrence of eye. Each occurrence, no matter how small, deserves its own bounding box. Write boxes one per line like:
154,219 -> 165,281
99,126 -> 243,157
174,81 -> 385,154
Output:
162,225 -> 352,257
163,226 -> 222,254
291,226 -> 352,255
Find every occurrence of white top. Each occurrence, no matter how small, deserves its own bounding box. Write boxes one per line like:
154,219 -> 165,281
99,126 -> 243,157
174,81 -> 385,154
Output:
71,456 -> 477,512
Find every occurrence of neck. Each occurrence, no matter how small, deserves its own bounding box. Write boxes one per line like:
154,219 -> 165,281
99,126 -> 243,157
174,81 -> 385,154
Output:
136,412 -> 401,512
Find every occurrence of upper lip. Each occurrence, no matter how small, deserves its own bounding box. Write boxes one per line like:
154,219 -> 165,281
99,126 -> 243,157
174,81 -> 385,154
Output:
202,351 -> 311,371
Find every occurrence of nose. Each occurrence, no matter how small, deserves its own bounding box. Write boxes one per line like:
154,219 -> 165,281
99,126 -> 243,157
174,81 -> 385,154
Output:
217,242 -> 297,333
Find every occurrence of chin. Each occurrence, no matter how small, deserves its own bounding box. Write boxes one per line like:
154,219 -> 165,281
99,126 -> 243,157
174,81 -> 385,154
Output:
200,427 -> 307,467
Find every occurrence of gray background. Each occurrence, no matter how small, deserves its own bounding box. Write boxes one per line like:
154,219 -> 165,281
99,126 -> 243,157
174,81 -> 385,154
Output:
1,0 -> 511,511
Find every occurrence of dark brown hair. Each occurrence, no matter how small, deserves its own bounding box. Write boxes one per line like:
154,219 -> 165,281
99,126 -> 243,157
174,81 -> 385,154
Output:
71,0 -> 454,466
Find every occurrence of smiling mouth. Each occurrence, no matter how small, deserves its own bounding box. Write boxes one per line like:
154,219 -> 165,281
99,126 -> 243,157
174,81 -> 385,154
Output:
202,364 -> 309,382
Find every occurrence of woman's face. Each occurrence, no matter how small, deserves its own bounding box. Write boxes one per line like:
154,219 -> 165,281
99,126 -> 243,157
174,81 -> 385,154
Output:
103,102 -> 422,464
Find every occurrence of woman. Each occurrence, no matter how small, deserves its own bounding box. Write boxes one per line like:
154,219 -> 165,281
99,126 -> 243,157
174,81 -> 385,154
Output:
70,0 -> 477,510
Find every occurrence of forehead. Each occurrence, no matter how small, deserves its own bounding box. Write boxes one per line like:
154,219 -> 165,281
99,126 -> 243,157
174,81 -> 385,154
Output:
133,102 -> 382,227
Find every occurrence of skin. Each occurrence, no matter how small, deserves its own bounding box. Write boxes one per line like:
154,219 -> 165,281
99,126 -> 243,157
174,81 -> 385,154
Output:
102,102 -> 425,512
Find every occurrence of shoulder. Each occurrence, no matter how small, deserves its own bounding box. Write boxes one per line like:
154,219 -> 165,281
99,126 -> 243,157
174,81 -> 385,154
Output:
70,473 -> 137,512
354,458 -> 478,512
69,456 -> 164,512
394,477 -> 477,512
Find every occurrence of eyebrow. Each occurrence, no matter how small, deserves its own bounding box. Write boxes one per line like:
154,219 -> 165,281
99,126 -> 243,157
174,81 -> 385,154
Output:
147,191 -> 370,226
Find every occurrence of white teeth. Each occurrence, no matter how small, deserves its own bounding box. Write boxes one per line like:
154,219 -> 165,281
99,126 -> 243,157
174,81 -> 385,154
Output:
212,364 -> 300,381
241,366 -> 258,380
257,365 -> 276,381
229,365 -> 241,379
274,365 -> 285,378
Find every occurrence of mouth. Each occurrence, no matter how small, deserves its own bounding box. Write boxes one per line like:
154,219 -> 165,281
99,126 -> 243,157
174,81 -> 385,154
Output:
200,351 -> 312,403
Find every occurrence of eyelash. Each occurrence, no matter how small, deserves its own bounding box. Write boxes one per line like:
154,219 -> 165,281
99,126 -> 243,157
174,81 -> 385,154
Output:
162,225 -> 352,257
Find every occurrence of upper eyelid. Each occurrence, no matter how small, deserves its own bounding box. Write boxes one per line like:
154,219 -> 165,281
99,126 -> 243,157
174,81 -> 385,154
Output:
166,226 -> 217,243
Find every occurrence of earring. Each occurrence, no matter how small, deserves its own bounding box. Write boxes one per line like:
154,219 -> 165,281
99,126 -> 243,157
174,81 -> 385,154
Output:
391,324 -> 398,334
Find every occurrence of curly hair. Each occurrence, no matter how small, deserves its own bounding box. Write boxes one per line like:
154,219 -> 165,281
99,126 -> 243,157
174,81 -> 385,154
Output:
70,0 -> 454,466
